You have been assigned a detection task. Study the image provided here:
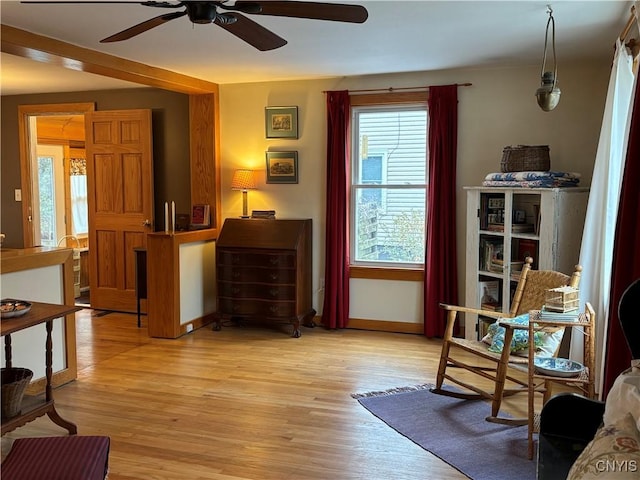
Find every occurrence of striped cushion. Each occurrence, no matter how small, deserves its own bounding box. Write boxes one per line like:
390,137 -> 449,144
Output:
1,436 -> 110,480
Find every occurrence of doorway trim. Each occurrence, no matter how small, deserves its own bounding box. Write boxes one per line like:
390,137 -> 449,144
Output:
18,103 -> 95,247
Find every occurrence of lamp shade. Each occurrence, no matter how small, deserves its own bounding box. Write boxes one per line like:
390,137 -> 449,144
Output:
231,169 -> 257,191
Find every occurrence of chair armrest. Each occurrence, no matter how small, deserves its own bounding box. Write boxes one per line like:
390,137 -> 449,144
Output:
439,303 -> 505,320
498,319 -> 529,331
540,392 -> 605,442
537,393 -> 605,480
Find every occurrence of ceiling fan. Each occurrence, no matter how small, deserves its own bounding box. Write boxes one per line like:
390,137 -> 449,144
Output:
21,1 -> 369,51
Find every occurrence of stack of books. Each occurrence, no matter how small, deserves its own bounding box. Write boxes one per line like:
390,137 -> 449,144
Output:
481,302 -> 502,312
539,306 -> 580,322
511,223 -> 535,233
251,210 -> 276,219
490,258 -> 525,275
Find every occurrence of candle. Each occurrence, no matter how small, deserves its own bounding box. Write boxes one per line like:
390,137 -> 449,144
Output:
164,202 -> 169,234
171,201 -> 176,234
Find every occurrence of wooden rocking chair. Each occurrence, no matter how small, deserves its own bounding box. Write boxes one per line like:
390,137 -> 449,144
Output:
430,257 -> 582,423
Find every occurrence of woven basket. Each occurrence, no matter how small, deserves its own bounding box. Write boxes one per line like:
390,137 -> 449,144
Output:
500,145 -> 550,172
1,367 -> 33,418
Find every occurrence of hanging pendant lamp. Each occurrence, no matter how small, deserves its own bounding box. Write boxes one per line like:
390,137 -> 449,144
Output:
536,6 -> 561,111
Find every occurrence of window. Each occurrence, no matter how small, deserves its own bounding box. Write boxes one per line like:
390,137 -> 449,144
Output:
351,101 -> 428,267
69,157 -> 88,236
37,155 -> 57,247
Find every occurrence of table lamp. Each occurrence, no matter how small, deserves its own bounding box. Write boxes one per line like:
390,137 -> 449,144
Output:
231,169 -> 257,218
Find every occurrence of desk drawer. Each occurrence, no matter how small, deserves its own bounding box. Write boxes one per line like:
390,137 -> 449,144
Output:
217,250 -> 295,268
217,265 -> 296,284
217,282 -> 296,300
218,298 -> 297,317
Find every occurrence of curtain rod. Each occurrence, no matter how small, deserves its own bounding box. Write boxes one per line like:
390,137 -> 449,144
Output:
620,5 -> 637,42
323,83 -> 472,94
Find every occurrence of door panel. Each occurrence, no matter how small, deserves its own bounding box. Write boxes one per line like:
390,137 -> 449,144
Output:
86,109 -> 153,312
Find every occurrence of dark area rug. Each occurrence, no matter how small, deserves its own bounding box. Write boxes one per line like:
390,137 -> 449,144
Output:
353,384 -> 535,480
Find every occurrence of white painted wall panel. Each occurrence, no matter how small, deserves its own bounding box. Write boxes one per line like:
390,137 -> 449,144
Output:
0,265 -> 66,378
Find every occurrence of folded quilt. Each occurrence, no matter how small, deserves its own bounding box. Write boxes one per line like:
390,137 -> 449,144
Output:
482,171 -> 581,188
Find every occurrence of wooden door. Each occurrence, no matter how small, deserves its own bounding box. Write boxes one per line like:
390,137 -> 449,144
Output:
85,110 -> 154,312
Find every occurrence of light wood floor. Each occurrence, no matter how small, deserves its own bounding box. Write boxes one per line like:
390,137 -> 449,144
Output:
2,310 -> 533,479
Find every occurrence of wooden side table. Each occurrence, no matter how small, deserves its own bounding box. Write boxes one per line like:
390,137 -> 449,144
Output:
1,301 -> 81,436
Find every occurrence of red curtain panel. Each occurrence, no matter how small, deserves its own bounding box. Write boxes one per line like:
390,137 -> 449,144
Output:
424,85 -> 459,338
322,90 -> 351,329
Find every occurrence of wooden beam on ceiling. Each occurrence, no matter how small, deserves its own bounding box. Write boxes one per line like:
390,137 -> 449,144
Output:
1,24 -> 219,95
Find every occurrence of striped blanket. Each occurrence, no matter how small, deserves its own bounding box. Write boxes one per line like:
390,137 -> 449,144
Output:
482,171 -> 581,188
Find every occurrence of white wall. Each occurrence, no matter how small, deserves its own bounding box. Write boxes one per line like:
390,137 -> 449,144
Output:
0,265 -> 66,378
219,60 -> 611,327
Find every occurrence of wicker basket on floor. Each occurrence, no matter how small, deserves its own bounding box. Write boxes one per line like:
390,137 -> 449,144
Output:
501,145 -> 550,172
1,367 -> 33,418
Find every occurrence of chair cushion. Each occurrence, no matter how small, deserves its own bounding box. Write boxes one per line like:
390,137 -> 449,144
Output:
1,435 -> 110,480
482,313 -> 564,356
483,314 -> 542,353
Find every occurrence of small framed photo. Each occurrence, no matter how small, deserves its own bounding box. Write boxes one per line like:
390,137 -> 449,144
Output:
266,151 -> 298,184
265,106 -> 298,139
488,197 -> 505,209
191,204 -> 211,229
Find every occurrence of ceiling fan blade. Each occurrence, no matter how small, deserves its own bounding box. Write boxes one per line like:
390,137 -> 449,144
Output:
234,1 -> 368,23
101,10 -> 187,43
21,1 -> 180,5
216,13 -> 287,51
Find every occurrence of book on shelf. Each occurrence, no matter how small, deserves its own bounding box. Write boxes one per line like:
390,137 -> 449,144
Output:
511,223 -> 535,233
533,204 -> 541,235
190,204 -> 210,229
487,223 -> 534,233
479,280 -> 500,306
517,238 -> 538,268
479,238 -> 503,271
539,306 -> 580,322
481,302 -> 502,312
491,258 -> 524,267
481,194 -> 505,230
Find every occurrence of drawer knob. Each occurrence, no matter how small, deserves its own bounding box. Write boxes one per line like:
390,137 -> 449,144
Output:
270,273 -> 279,280
269,257 -> 280,265
269,288 -> 279,297
269,305 -> 279,314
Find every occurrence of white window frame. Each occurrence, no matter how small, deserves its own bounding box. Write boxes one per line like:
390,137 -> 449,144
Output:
350,101 -> 428,269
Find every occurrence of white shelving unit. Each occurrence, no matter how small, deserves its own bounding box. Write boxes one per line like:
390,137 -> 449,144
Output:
464,187 -> 589,340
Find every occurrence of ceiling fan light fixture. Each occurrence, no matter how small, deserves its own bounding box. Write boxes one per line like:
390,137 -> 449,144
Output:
186,2 -> 219,23
535,5 -> 561,112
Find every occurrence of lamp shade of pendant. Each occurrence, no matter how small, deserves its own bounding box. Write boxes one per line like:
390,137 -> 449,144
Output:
536,72 -> 561,112
536,7 -> 561,112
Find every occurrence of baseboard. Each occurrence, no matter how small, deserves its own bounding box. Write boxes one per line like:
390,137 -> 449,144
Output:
312,315 -> 423,334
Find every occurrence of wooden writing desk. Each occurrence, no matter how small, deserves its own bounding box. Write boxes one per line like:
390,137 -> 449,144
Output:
1,301 -> 81,435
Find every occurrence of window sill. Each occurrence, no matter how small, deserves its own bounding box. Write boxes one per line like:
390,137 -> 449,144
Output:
349,266 -> 423,281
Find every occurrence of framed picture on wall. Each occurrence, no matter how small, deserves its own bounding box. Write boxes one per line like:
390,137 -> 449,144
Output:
266,151 -> 298,184
265,106 -> 298,139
